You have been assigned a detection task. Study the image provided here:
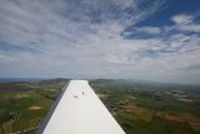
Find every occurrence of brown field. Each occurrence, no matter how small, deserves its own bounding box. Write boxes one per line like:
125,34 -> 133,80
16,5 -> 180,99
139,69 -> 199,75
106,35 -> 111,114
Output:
124,104 -> 154,121
124,102 -> 200,132
171,92 -> 193,102
28,105 -> 42,110
96,93 -> 109,99
14,93 -> 30,99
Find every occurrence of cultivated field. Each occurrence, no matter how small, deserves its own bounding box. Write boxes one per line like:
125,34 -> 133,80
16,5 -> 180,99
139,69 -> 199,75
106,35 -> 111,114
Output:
90,79 -> 200,134
0,78 -> 200,134
0,78 -> 68,134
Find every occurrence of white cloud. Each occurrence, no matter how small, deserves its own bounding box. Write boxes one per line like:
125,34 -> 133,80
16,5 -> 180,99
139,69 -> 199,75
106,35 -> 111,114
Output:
0,0 -> 199,84
0,54 -> 14,61
171,14 -> 200,33
171,14 -> 193,24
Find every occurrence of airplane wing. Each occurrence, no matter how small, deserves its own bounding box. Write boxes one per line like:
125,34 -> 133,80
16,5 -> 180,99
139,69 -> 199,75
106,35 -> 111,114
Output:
37,80 -> 125,134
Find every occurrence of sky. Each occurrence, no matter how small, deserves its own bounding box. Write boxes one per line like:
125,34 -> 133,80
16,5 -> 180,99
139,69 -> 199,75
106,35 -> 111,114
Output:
0,0 -> 200,84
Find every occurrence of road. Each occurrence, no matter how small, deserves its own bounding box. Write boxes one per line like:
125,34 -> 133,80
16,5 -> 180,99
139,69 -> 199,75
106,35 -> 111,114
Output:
41,80 -> 125,134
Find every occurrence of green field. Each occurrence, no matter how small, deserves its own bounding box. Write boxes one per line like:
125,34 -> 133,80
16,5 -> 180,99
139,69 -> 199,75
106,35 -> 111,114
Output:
0,78 -> 68,134
0,78 -> 200,134
90,79 -> 200,134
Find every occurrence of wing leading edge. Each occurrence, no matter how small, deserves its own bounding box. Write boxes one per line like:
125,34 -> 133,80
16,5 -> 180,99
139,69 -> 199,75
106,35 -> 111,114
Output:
38,80 -> 125,134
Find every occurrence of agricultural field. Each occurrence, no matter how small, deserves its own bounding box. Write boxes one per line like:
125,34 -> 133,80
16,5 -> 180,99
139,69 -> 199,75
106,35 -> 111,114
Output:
90,79 -> 200,134
0,78 -> 69,134
0,78 -> 200,134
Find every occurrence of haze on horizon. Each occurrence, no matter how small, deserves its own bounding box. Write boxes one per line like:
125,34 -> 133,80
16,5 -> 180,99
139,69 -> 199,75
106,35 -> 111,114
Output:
0,0 -> 200,84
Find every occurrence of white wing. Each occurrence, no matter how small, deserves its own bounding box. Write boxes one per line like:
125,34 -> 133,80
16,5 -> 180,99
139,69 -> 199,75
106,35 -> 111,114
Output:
38,80 -> 125,134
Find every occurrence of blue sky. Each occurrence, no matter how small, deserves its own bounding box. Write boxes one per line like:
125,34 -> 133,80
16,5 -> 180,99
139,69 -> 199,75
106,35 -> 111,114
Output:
0,0 -> 200,84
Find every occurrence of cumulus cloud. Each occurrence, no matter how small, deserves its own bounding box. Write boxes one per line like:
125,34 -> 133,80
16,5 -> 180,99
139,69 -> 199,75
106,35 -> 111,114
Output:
0,0 -> 199,84
172,14 -> 200,33
138,27 -> 161,34
171,14 -> 193,24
